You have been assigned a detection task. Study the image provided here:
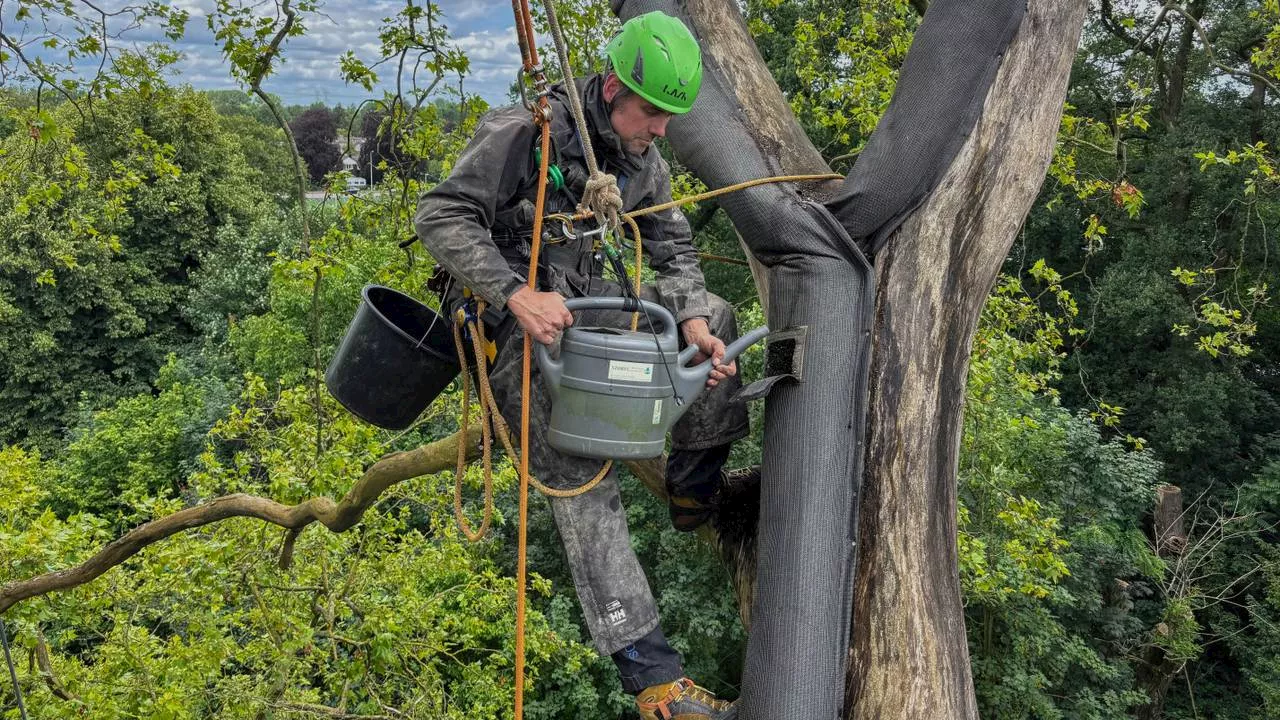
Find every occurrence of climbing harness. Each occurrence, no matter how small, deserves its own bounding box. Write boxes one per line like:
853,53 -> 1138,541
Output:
1,618 -> 29,720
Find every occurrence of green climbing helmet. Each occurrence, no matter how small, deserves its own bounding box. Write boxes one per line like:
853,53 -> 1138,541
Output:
604,11 -> 703,115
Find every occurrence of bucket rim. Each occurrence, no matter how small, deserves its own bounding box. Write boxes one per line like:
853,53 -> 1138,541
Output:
360,284 -> 453,356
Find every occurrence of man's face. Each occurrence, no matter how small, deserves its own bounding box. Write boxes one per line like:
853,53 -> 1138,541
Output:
603,72 -> 674,156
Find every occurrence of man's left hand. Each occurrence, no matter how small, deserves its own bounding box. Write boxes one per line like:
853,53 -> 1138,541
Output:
680,318 -> 736,388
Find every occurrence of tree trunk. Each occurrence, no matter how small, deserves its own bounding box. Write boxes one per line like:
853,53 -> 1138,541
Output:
1154,485 -> 1187,557
849,1 -> 1085,716
615,0 -> 1085,717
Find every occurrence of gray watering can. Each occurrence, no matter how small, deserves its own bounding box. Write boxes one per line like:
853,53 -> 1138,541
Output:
535,296 -> 769,460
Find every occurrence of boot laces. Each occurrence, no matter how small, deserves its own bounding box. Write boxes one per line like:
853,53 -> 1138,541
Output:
637,678 -> 730,720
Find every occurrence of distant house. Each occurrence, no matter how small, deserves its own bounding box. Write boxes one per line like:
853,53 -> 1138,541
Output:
345,176 -> 367,193
337,135 -> 365,181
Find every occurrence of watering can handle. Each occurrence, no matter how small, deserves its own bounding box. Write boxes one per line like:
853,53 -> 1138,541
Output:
676,325 -> 771,368
535,297 -> 678,400
561,296 -> 679,345
533,341 -> 562,401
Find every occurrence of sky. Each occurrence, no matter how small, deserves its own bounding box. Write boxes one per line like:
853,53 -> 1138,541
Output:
4,0 -> 533,107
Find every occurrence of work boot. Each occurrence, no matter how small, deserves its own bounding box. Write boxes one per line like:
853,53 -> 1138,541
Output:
665,445 -> 731,532
635,677 -> 733,720
667,492 -> 719,532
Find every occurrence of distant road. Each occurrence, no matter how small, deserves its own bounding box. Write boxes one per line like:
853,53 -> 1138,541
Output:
304,189 -> 385,203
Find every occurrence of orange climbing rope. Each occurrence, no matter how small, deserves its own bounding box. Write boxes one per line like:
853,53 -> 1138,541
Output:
510,1 -> 544,716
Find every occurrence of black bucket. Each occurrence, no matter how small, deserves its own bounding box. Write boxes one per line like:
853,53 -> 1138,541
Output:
325,285 -> 460,430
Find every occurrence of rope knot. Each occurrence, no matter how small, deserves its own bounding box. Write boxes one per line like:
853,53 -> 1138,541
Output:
581,170 -> 624,230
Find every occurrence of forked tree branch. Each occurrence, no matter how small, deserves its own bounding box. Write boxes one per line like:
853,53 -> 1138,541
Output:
0,430 -> 478,615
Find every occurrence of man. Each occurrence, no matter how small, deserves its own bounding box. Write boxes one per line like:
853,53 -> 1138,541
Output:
414,12 -> 746,719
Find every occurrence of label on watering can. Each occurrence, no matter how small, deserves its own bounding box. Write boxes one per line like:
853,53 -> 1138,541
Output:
607,360 -> 654,383
652,399 -> 663,425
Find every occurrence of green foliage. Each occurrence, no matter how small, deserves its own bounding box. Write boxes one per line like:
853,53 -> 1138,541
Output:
0,86 -> 267,449
745,0 -> 917,166
51,357 -> 229,524
961,270 -> 1162,719
0,378 -> 582,718
8,1 -> 1280,718
0,2 -> 189,107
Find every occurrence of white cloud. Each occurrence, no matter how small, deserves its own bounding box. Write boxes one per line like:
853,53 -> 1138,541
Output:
10,0 -> 525,106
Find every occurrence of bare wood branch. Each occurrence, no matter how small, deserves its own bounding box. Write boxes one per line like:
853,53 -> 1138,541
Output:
245,0 -> 311,250
1154,485 -> 1187,557
35,629 -> 79,703
851,1 -> 1086,716
0,430 -> 477,615
1160,2 -> 1280,97
272,701 -> 395,719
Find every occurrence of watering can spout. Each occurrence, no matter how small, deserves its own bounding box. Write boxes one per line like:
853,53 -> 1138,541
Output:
673,325 -> 770,407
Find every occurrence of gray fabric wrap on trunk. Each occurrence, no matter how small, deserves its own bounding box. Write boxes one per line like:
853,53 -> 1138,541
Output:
826,0 -> 1029,253
614,2 -> 871,718
612,0 -> 1026,717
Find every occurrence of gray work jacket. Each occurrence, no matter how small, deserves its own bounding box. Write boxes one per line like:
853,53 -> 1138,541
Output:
413,73 -> 712,323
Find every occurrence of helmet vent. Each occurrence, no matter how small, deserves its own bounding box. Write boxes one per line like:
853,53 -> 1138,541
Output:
652,35 -> 672,62
631,48 -> 645,85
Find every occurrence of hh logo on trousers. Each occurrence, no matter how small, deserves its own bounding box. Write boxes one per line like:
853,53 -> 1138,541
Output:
605,599 -> 628,627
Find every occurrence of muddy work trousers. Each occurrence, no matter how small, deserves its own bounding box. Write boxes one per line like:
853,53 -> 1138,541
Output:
484,284 -> 748,687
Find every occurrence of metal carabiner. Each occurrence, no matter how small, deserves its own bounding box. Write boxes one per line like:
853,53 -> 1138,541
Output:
518,67 -> 553,123
560,220 -> 608,241
517,68 -> 533,112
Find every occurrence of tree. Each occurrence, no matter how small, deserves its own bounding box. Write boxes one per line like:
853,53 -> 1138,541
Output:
0,1 -> 1152,717
290,106 -> 341,186
356,110 -> 390,185
2,1 -> 1086,719
0,87 -> 267,449
599,0 -> 1083,717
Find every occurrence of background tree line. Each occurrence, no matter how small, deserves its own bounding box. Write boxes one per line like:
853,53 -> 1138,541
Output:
1,0 -> 1279,718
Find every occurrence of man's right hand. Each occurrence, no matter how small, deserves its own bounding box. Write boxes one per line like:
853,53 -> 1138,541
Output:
507,286 -> 573,346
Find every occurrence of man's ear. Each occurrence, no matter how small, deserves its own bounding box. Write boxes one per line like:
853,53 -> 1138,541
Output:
602,72 -> 620,103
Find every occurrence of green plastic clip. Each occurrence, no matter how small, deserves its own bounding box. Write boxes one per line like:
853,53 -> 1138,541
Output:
533,148 -> 565,192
